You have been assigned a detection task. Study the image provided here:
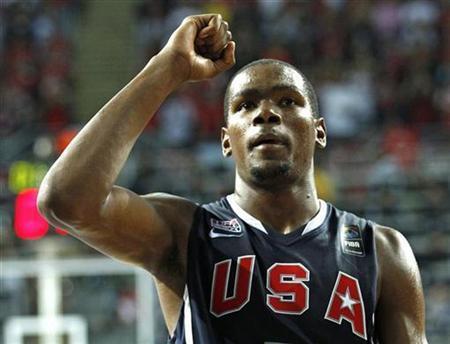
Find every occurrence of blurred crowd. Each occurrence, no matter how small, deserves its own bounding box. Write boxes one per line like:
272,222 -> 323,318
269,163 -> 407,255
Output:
1,0 -> 449,342
135,0 -> 449,139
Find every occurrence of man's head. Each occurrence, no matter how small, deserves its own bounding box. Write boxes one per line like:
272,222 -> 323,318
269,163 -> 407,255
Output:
221,59 -> 326,190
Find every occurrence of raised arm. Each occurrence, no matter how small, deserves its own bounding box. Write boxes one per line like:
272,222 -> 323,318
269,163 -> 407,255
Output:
37,14 -> 235,274
375,226 -> 428,343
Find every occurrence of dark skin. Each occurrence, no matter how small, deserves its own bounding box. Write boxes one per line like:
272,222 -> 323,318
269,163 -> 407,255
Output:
38,14 -> 427,342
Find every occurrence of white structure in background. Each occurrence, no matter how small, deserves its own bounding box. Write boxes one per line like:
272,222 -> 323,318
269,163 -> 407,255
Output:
2,254 -> 156,344
5,316 -> 87,344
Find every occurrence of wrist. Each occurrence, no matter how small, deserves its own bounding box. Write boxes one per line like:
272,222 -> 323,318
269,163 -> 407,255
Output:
140,51 -> 191,91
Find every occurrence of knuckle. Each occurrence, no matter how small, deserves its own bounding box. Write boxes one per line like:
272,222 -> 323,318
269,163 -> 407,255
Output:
182,16 -> 196,26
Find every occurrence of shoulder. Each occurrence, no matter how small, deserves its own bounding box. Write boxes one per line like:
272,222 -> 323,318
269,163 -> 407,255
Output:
374,225 -> 417,270
374,224 -> 419,290
374,224 -> 407,247
141,193 -> 198,268
141,192 -> 199,233
142,192 -> 198,213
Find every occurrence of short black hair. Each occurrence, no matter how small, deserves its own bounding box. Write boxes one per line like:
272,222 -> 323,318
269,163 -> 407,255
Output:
223,59 -> 319,123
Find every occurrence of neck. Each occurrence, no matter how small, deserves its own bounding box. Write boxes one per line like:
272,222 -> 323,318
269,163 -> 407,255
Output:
233,170 -> 320,234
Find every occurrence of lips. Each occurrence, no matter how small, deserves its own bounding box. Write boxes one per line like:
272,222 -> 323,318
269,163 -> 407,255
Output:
249,133 -> 289,149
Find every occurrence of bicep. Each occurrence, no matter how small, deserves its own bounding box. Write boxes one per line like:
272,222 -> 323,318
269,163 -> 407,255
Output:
66,186 -> 196,272
375,226 -> 427,343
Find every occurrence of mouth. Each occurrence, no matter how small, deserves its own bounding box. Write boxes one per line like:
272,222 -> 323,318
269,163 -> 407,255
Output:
249,133 -> 289,149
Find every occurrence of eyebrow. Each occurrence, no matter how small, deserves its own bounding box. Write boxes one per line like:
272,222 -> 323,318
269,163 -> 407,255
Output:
231,84 -> 306,102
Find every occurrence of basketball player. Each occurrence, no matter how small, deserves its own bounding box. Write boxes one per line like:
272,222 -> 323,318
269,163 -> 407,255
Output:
38,14 -> 427,343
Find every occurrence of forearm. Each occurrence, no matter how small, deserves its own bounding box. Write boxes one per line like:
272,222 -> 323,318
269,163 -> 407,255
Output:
38,53 -> 185,221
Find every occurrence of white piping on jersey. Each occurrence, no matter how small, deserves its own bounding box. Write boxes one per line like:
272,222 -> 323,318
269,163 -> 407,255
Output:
183,287 -> 194,344
226,194 -> 328,236
303,199 -> 328,235
226,194 -> 268,233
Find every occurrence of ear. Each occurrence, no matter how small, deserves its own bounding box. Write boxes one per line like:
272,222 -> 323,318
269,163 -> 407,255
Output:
221,127 -> 232,157
315,117 -> 327,149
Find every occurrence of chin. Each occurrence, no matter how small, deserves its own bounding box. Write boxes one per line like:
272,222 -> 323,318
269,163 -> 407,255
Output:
249,161 -> 296,187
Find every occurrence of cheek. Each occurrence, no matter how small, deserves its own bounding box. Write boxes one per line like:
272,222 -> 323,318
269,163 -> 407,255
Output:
228,127 -> 249,157
290,121 -> 316,154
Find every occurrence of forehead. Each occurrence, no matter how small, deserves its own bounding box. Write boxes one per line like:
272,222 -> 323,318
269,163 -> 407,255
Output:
229,64 -> 307,99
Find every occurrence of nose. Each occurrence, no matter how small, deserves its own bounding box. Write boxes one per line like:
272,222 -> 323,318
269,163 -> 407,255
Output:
252,100 -> 281,126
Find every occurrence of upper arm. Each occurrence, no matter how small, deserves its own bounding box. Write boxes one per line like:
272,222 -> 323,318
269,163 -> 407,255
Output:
47,186 -> 197,274
375,225 -> 427,343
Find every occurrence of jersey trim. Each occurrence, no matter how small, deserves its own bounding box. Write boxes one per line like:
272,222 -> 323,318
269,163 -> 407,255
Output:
303,200 -> 328,235
226,194 -> 268,233
226,194 -> 328,236
183,287 -> 194,344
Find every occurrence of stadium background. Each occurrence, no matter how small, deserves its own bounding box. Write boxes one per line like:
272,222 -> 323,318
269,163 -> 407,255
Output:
1,0 -> 449,343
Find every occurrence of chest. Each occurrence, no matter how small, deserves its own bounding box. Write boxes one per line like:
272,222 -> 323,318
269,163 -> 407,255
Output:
189,222 -> 376,341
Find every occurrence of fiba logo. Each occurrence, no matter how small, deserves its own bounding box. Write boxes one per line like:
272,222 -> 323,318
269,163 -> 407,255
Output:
341,225 -> 365,257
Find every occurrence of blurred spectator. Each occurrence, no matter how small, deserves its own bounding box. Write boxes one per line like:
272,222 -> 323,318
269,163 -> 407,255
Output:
371,0 -> 401,42
382,124 -> 420,169
426,283 -> 450,335
319,67 -> 376,138
157,90 -> 198,147
190,78 -> 226,140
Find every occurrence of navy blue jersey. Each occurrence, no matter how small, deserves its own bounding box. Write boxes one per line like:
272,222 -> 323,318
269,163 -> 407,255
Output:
171,196 -> 378,343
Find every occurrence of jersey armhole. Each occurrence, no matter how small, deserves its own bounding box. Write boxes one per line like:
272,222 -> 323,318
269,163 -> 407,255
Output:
368,220 -> 381,309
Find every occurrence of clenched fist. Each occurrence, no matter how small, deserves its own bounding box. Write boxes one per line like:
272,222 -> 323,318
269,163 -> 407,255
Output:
158,14 -> 236,82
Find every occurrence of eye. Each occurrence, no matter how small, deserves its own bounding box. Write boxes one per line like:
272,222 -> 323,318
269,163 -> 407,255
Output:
237,101 -> 256,111
279,97 -> 295,107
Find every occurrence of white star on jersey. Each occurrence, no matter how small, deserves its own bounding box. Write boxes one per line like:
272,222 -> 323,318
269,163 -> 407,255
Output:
338,289 -> 359,314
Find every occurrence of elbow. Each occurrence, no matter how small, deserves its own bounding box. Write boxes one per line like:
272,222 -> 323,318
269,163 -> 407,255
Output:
37,183 -> 91,226
37,172 -> 107,227
37,185 -> 71,225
